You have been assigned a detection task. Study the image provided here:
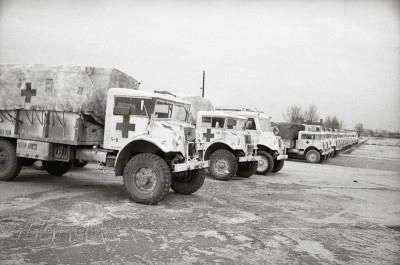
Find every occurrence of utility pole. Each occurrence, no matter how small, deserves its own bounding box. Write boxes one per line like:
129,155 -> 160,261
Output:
200,70 -> 205,98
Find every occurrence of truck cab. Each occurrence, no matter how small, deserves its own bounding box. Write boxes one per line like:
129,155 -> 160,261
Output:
214,107 -> 287,175
196,111 -> 260,181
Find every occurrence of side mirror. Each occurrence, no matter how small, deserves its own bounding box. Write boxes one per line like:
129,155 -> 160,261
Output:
140,100 -> 144,110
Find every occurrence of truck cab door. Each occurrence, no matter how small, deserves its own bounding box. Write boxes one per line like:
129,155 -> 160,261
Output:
104,96 -> 152,150
198,116 -> 224,145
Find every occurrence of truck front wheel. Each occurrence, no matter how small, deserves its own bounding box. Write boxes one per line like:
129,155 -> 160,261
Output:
0,139 -> 23,181
171,169 -> 206,194
123,153 -> 171,205
236,161 -> 258,178
209,150 -> 238,181
43,161 -> 73,176
305,150 -> 320,163
256,151 -> 274,175
271,159 -> 285,173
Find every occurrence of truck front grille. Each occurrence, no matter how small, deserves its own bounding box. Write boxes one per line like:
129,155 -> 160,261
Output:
244,134 -> 251,144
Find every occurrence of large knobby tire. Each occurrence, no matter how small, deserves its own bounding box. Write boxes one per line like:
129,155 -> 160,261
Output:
73,160 -> 88,168
271,159 -> 285,173
123,153 -> 172,205
256,151 -> 274,175
43,160 -> 73,176
0,139 -> 23,181
319,154 -> 328,164
236,161 -> 258,178
306,150 -> 321,163
209,149 -> 238,181
171,169 -> 206,194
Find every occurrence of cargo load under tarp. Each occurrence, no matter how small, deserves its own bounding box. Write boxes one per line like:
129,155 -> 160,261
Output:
179,96 -> 212,125
273,122 -> 305,141
0,64 -> 139,124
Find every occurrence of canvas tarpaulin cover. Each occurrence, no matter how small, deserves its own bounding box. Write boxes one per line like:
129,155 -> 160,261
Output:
180,96 -> 212,125
273,122 -> 305,141
0,64 -> 139,124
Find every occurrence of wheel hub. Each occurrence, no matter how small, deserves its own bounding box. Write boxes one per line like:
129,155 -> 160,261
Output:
258,156 -> 268,171
134,167 -> 157,193
214,158 -> 229,174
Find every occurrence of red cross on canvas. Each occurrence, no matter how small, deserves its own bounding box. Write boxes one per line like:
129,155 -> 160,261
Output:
20,82 -> 37,103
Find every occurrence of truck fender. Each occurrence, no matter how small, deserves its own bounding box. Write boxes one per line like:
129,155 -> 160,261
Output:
204,140 -> 235,160
114,136 -> 172,176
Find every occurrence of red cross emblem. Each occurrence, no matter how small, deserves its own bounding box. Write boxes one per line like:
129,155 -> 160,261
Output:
21,83 -> 37,103
116,116 -> 136,138
203,128 -> 215,142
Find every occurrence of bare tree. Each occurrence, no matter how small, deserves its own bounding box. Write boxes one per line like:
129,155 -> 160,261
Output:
331,116 -> 340,129
282,105 -> 303,123
304,104 -> 319,123
355,123 -> 364,136
324,116 -> 332,128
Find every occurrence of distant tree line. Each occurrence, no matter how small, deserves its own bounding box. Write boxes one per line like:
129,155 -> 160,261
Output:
282,104 -> 344,129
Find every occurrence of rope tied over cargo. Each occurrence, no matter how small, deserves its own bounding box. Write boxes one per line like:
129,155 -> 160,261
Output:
34,110 -> 45,125
23,109 -> 34,125
54,110 -> 66,127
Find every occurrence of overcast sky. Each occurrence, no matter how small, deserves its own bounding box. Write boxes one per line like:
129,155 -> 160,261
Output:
1,0 -> 399,131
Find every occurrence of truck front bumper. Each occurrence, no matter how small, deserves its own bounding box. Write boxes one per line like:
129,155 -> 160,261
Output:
276,154 -> 288,160
238,155 -> 261,162
173,160 -> 210,172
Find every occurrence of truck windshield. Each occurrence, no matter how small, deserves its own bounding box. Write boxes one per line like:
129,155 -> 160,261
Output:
226,118 -> 246,130
154,100 -> 189,122
259,118 -> 272,132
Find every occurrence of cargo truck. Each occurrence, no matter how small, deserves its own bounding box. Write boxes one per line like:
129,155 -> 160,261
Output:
273,123 -> 330,163
214,107 -> 287,174
196,111 -> 260,181
0,65 -> 209,205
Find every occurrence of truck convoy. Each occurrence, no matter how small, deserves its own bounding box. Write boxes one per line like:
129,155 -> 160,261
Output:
0,65 -> 209,205
273,122 -> 358,163
0,65 -> 360,205
214,107 -> 287,174
195,111 -> 260,181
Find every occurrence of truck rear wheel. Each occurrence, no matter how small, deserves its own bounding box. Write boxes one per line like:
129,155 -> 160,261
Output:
43,161 -> 73,176
209,149 -> 238,181
236,161 -> 258,178
271,159 -> 285,173
319,155 -> 328,163
0,139 -> 23,181
305,150 -> 320,163
123,153 -> 171,205
171,169 -> 206,194
256,151 -> 274,175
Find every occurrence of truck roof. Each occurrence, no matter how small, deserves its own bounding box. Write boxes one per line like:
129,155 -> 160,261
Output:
198,110 -> 247,120
109,88 -> 191,105
213,107 -> 270,119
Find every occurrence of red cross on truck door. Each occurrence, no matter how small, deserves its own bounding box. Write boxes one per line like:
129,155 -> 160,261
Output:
203,128 -> 215,142
116,115 -> 136,138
